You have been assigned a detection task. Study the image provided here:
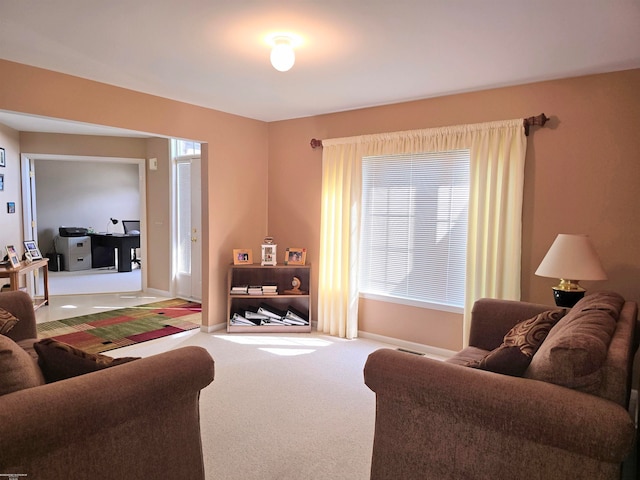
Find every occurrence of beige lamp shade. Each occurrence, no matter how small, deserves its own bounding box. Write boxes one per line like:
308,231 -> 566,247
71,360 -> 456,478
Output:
535,234 -> 607,282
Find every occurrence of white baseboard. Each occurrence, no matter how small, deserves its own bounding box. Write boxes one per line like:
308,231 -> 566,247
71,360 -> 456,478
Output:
201,323 -> 226,333
144,287 -> 172,298
358,330 -> 457,360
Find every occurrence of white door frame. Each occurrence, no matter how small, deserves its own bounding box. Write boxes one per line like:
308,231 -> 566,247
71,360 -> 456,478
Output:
20,153 -> 148,292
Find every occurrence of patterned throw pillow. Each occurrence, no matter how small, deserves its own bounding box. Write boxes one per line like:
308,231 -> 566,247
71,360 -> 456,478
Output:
468,309 -> 566,377
34,338 -> 140,383
0,307 -> 19,335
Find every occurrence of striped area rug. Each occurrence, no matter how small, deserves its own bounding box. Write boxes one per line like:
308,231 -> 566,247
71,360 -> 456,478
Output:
37,298 -> 201,354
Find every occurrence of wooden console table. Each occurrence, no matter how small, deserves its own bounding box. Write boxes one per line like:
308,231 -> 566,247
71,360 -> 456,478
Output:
0,258 -> 49,309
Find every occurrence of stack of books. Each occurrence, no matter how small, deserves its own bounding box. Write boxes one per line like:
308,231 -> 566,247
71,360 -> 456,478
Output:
230,284 -> 279,296
262,285 -> 278,295
230,285 -> 249,295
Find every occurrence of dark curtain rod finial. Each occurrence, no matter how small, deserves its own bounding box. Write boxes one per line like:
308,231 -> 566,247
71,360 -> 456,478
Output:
523,113 -> 549,136
310,138 -> 323,149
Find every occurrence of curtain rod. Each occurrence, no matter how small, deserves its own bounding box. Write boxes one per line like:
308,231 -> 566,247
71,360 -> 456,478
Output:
310,113 -> 549,149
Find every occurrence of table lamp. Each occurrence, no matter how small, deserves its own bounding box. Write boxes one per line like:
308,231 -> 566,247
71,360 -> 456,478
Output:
535,234 -> 607,307
107,217 -> 118,234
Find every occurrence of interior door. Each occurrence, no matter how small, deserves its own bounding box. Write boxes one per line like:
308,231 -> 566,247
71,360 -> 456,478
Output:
175,156 -> 202,300
20,156 -> 40,296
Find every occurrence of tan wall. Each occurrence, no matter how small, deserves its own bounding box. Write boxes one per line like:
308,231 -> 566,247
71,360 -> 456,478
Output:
268,69 -> 640,351
145,137 -> 171,292
0,123 -> 23,253
19,132 -> 147,158
0,59 -> 269,328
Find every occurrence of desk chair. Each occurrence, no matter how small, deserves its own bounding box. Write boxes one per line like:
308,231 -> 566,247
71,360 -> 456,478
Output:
122,220 -> 142,269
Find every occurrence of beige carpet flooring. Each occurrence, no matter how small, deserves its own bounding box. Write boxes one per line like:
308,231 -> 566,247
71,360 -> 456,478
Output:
112,329 -> 396,480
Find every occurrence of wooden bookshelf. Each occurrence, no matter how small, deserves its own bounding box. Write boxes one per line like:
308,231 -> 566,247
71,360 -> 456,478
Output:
227,264 -> 311,333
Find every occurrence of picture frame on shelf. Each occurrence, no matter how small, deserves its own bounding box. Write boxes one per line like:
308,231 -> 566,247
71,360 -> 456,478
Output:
233,248 -> 253,265
23,240 -> 43,260
0,148 -> 5,167
284,247 -> 306,265
5,245 -> 21,268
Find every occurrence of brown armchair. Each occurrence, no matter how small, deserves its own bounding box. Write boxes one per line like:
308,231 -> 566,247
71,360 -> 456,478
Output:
0,290 -> 215,480
364,295 -> 638,480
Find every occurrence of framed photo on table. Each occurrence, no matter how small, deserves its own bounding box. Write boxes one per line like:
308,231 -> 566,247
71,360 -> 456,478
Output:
23,240 -> 43,260
5,245 -> 20,268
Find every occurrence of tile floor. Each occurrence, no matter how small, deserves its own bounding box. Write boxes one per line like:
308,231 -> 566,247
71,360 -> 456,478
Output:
35,292 -> 172,324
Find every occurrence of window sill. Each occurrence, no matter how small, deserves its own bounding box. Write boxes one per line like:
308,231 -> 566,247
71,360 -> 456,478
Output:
359,292 -> 463,314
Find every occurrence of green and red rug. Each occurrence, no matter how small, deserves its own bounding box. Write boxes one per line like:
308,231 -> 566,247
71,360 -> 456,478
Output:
37,298 -> 201,354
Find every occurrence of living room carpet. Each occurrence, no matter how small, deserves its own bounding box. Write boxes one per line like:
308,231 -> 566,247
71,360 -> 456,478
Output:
36,298 -> 201,354
110,330 -> 389,480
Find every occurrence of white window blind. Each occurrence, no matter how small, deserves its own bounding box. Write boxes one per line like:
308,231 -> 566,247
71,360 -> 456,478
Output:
359,150 -> 470,308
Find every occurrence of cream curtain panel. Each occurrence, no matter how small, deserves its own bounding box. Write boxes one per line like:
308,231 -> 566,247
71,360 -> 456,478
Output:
318,119 -> 527,343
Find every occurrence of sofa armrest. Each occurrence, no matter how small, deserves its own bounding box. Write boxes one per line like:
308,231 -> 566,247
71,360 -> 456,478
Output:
364,348 -> 635,462
0,346 -> 215,479
0,290 -> 38,341
469,298 -> 554,350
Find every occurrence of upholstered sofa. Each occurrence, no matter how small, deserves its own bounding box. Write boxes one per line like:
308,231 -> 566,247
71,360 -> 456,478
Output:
0,290 -> 215,480
364,291 -> 638,480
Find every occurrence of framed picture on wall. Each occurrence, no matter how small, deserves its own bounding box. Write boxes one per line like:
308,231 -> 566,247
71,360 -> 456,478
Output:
0,174 -> 4,191
0,148 -> 5,167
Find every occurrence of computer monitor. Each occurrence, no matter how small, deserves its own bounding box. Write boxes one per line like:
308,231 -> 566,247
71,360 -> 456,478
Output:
122,220 -> 141,235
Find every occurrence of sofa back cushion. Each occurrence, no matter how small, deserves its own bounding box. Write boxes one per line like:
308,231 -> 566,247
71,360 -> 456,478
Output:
468,309 -> 566,376
0,334 -> 45,396
525,291 -> 624,398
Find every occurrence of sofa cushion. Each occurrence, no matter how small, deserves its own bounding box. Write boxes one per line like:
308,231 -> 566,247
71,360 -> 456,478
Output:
34,338 -> 140,383
0,334 -> 45,396
468,309 -> 566,376
16,338 -> 39,361
446,346 -> 490,366
0,307 -> 19,334
525,291 -> 622,394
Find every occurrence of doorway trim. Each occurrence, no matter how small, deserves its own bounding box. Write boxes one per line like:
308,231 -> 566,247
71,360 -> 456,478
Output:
20,153 -> 148,292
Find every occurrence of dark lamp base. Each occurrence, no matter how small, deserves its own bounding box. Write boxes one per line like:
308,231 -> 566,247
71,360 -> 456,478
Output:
552,288 -> 585,308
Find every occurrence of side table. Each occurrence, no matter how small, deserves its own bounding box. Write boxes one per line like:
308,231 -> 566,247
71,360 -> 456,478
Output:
0,258 -> 49,309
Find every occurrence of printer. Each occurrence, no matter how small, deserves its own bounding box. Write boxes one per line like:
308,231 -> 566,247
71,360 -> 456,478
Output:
59,227 -> 89,237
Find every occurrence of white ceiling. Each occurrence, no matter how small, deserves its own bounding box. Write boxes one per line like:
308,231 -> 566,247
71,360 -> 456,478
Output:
1,0 -> 639,135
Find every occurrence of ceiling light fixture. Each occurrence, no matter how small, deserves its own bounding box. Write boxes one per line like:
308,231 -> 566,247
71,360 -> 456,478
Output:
270,36 -> 295,72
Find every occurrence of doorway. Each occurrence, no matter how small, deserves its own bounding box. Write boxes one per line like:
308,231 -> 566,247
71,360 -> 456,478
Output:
173,141 -> 202,301
21,153 -> 146,296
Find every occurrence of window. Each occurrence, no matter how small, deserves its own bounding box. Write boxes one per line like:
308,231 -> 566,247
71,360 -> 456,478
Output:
359,150 -> 470,310
173,139 -> 201,156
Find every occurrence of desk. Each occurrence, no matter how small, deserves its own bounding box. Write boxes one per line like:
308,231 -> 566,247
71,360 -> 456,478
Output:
90,234 -> 140,272
0,258 -> 49,309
